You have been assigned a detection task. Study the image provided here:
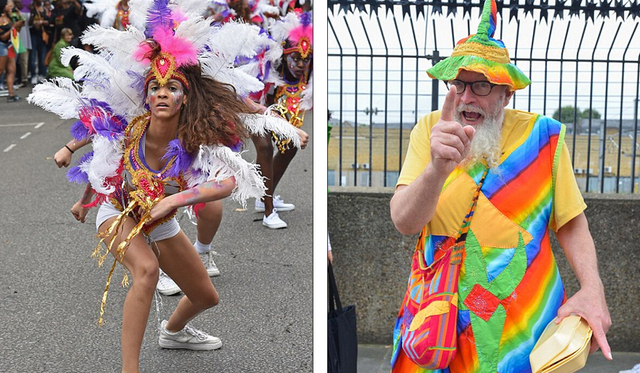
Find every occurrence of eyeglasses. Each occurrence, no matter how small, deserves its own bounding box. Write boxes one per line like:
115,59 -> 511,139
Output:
445,80 -> 497,96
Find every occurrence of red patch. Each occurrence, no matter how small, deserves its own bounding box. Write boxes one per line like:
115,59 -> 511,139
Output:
463,284 -> 500,322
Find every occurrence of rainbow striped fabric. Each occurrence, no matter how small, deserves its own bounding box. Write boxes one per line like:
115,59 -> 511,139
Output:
391,115 -> 567,373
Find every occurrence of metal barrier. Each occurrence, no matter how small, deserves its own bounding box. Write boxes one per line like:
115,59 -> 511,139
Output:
328,0 -> 640,193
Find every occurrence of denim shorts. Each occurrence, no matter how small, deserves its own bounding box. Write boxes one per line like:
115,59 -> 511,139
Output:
0,41 -> 8,57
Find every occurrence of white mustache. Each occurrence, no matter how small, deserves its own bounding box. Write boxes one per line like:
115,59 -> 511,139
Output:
456,104 -> 486,117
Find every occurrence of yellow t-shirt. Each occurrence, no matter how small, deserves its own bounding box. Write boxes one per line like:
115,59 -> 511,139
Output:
397,108 -> 586,231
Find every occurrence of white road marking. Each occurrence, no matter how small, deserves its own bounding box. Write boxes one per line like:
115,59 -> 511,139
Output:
0,122 -> 43,128
4,144 -> 16,152
34,122 -> 44,129
21,132 -> 31,139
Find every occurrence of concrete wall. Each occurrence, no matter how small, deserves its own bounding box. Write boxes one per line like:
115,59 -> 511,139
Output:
328,187 -> 640,351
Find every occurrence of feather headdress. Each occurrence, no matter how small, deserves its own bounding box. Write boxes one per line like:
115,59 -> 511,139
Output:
270,11 -> 312,59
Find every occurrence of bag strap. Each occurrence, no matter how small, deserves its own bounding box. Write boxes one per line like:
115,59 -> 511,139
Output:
448,167 -> 489,265
328,262 -> 343,313
422,167 -> 489,269
454,167 -> 489,243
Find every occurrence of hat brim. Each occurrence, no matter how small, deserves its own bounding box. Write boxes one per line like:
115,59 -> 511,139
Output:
427,55 -> 531,91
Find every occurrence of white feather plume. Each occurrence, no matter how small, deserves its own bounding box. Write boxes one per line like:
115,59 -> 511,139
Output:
128,0 -> 154,28
84,0 -> 117,18
27,78 -> 82,119
81,25 -> 147,72
61,48 -> 144,119
269,12 -> 299,44
87,135 -> 125,195
187,146 -> 266,206
200,54 -> 264,96
174,14 -> 213,52
173,0 -> 209,18
240,113 -> 301,149
100,7 -> 118,29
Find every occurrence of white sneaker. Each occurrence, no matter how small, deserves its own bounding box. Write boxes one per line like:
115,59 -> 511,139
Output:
157,271 -> 181,295
31,76 -> 37,85
255,195 -> 295,212
159,320 -> 222,351
262,209 -> 287,229
199,251 -> 220,277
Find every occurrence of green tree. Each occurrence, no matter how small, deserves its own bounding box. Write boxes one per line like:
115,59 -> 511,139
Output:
553,105 -> 582,123
553,105 -> 601,123
580,108 -> 601,119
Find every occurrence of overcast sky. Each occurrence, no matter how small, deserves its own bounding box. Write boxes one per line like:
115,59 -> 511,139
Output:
328,5 -> 640,125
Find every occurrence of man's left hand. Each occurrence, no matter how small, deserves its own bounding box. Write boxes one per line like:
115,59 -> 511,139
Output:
556,284 -> 612,359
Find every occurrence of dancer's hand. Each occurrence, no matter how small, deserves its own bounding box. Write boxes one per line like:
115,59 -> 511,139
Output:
148,197 -> 176,223
296,128 -> 309,149
71,200 -> 89,223
54,147 -> 73,167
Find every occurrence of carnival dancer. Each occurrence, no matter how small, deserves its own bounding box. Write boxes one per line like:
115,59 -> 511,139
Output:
248,10 -> 312,228
29,1 -> 301,371
84,0 -> 144,31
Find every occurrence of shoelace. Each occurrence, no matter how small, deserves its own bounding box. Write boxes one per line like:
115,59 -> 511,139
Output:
184,325 -> 210,341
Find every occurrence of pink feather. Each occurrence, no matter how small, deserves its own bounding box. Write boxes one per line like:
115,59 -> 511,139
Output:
133,26 -> 197,67
152,27 -> 198,66
288,26 -> 312,45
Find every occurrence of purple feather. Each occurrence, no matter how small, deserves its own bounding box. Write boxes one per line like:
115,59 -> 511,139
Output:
263,60 -> 272,81
230,141 -> 242,152
91,116 -> 123,139
71,120 -> 90,141
128,70 -> 146,94
145,0 -> 173,38
163,139 -> 194,177
300,12 -> 312,27
66,151 -> 93,184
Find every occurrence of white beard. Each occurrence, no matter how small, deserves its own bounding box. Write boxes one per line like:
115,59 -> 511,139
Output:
456,103 -> 505,169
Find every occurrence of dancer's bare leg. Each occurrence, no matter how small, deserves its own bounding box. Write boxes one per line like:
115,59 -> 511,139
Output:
157,230 -> 219,330
98,217 -> 160,373
271,146 -> 298,191
251,134 -> 275,216
196,200 -> 222,245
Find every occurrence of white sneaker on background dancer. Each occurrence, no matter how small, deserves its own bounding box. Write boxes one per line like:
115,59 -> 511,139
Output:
159,320 -> 222,350
157,270 -> 181,295
194,239 -> 220,277
263,209 -> 288,229
255,195 -> 295,212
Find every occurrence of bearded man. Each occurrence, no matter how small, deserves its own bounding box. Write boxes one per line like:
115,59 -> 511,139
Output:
389,1 -> 611,372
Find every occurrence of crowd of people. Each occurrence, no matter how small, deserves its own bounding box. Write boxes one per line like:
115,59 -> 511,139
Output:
0,0 -> 94,102
25,0 -> 312,372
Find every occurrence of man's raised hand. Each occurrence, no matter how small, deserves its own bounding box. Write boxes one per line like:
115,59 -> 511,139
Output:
429,85 -> 476,175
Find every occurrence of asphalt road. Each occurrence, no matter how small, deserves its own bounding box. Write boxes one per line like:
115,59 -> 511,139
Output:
0,85 -> 314,372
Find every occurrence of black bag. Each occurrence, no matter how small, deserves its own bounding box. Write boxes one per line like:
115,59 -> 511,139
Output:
328,263 -> 358,373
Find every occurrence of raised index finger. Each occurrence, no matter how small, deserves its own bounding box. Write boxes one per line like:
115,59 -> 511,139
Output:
440,84 -> 457,122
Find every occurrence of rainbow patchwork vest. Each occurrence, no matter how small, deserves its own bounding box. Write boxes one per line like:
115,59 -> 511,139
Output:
391,115 -> 567,373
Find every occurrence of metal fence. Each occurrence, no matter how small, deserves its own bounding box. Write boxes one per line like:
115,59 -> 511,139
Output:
328,0 -> 640,193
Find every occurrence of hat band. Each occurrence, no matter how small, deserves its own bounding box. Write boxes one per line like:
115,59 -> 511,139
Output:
451,42 -> 511,64
283,36 -> 312,59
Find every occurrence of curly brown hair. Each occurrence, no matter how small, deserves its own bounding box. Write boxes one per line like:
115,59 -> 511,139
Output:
176,64 -> 257,153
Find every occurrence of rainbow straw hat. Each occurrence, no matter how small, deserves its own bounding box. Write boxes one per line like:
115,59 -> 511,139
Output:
427,0 -> 530,91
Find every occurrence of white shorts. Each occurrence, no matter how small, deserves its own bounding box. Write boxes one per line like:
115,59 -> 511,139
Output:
96,201 -> 181,242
